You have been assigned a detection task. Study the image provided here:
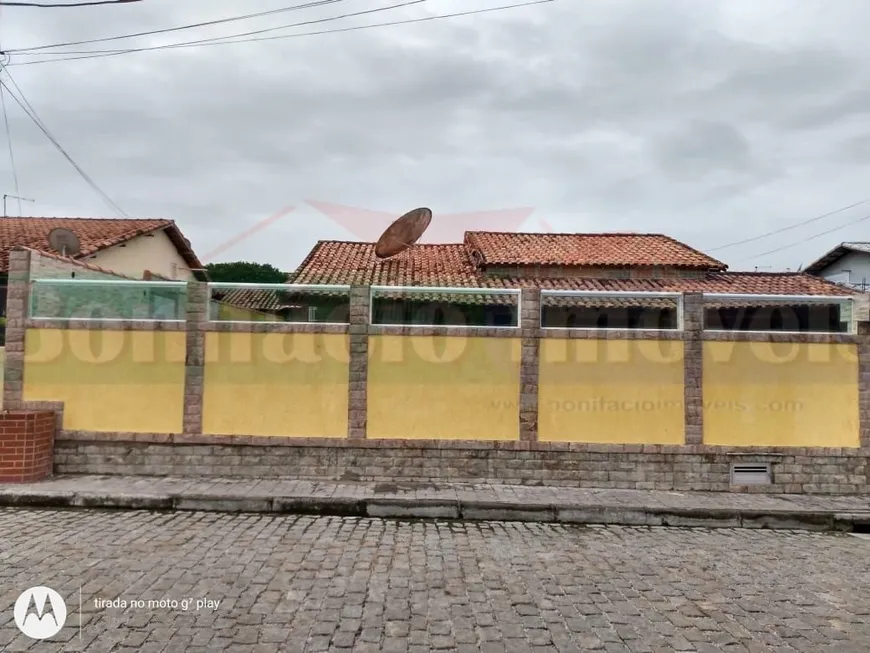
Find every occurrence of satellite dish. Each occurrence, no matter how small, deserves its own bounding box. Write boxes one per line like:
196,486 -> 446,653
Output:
47,227 -> 81,257
374,207 -> 432,259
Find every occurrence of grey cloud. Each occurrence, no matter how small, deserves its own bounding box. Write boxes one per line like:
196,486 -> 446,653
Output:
0,0 -> 869,272
649,121 -> 754,177
784,86 -> 870,131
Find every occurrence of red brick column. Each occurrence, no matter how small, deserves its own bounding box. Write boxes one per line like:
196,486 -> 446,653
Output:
0,411 -> 56,483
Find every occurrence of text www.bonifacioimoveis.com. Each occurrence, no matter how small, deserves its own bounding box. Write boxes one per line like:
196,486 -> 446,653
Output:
490,398 -> 803,413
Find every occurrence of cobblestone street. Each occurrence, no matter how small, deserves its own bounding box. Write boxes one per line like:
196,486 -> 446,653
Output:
1,509 -> 869,652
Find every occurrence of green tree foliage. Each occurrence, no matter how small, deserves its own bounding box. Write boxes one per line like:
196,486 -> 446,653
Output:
206,261 -> 288,284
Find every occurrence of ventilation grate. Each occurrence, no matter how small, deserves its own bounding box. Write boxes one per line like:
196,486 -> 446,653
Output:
730,463 -> 772,485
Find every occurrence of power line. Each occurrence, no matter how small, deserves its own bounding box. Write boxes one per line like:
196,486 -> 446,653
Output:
0,3 -> 21,216
0,82 -> 22,215
6,0 -> 556,67
708,197 -> 870,252
8,0 -> 428,57
0,0 -> 141,6
0,2 -> 18,216
0,69 -> 128,216
8,0 -> 347,53
737,211 -> 870,262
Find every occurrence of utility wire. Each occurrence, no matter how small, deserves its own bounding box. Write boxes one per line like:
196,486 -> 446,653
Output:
0,70 -> 128,216
0,83 -> 22,215
0,0 -> 20,216
708,197 -> 870,252
6,0 -> 555,66
0,0 -> 141,6
738,211 -> 870,262
8,0 -> 348,52
9,0 -> 428,57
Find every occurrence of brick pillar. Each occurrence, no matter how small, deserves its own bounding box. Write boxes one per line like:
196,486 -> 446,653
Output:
347,285 -> 370,439
0,411 -> 55,483
858,321 -> 870,449
682,292 -> 704,445
519,288 -> 541,442
183,281 -> 208,435
3,248 -> 32,411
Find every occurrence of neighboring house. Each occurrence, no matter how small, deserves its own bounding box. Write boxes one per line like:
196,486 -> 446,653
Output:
22,247 -> 271,323
0,216 -> 208,321
23,247 -> 189,322
0,216 -> 207,284
285,231 -> 858,332
0,216 -> 279,323
803,242 -> 870,291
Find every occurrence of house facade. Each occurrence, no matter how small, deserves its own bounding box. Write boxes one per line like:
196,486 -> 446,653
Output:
0,216 -> 211,325
804,242 -> 870,291
284,231 -> 857,332
0,216 -> 205,282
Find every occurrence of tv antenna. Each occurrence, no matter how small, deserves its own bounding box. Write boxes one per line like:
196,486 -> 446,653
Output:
3,194 -> 35,217
47,227 -> 81,257
374,207 -> 433,259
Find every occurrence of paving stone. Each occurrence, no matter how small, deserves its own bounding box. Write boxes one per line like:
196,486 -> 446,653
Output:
0,510 -> 868,651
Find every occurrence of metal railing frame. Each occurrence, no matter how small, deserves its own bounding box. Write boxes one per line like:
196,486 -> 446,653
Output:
206,282 -> 352,325
369,286 -> 522,329
28,278 -> 187,322
21,280 -> 861,335
702,293 -> 857,335
539,289 -> 685,331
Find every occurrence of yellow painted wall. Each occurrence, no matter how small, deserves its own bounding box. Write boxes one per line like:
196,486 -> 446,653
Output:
23,328 -> 185,432
538,339 -> 685,444
703,341 -> 859,447
367,335 -> 521,440
202,332 -> 349,437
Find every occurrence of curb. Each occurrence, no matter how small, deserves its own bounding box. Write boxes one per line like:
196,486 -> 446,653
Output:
1,491 -> 869,531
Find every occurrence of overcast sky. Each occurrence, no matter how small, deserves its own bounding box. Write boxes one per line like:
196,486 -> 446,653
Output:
1,0 -> 868,273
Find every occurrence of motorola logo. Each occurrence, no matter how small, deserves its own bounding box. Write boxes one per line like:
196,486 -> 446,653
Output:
13,586 -> 67,640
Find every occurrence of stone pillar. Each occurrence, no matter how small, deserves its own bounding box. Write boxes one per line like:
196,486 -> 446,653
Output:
519,288 -> 541,442
858,321 -> 870,449
682,292 -> 704,445
3,248 -> 32,411
347,285 -> 370,439
183,281 -> 208,435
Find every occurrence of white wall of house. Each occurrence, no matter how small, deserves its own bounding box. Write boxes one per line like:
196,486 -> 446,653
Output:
816,251 -> 870,289
83,228 -> 195,280
30,252 -> 123,280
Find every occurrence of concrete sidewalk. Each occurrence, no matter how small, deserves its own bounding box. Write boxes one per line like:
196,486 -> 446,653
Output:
1,474 -> 870,531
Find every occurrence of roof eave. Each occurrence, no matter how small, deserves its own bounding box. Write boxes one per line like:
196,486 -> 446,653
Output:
803,244 -> 853,275
160,222 -> 206,273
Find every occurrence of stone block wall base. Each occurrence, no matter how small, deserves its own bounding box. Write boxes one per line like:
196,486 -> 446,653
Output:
0,412 -> 57,483
53,437 -> 869,495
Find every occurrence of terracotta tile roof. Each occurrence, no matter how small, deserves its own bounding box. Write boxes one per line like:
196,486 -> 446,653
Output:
293,240 -> 856,300
294,241 -> 481,287
0,217 -> 203,274
464,232 -> 727,270
211,288 -> 299,312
